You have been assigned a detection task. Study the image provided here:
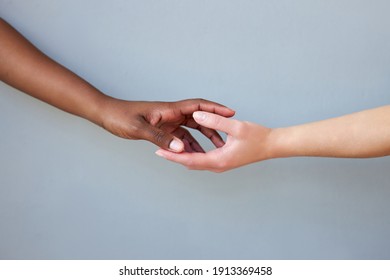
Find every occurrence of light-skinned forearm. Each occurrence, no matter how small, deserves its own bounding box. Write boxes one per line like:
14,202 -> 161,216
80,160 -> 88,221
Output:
269,106 -> 390,159
155,107 -> 390,172
0,18 -> 109,126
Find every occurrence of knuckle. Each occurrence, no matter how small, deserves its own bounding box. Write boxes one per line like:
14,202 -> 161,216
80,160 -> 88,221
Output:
166,101 -> 175,109
213,166 -> 228,173
187,98 -> 207,106
152,130 -> 168,144
216,161 -> 228,171
207,159 -> 228,173
234,121 -> 250,137
146,111 -> 162,126
196,98 -> 206,103
188,97 -> 204,102
186,159 -> 196,169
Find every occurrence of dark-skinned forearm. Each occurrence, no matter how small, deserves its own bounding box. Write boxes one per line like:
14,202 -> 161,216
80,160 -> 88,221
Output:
0,18 -> 236,152
0,18 -> 109,125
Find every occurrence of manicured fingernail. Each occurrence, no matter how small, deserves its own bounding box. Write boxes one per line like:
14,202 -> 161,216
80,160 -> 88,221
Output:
169,139 -> 184,152
155,150 -> 165,158
193,111 -> 206,121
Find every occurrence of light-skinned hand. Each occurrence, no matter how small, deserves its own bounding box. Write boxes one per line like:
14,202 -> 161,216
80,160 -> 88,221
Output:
156,106 -> 390,172
155,111 -> 273,172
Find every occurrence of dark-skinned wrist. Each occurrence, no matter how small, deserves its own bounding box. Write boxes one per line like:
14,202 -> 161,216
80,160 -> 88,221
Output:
86,92 -> 119,128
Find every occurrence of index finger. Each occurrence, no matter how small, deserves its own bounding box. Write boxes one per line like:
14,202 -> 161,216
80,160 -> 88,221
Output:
175,98 -> 235,118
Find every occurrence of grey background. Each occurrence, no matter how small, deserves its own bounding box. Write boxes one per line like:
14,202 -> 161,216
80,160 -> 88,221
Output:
1,0 -> 389,259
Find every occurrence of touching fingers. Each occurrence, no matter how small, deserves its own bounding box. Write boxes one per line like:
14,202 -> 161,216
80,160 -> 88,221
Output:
140,122 -> 184,152
171,127 -> 205,153
176,99 -> 235,118
192,111 -> 240,135
183,118 -> 225,148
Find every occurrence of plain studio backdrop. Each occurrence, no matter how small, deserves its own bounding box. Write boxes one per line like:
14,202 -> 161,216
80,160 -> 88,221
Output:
1,0 -> 389,259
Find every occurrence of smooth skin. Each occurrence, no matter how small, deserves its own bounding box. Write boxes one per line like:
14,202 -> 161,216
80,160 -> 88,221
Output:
0,18 -> 235,152
156,106 -> 390,172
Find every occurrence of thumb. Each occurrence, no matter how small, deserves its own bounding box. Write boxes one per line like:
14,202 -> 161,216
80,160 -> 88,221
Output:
193,111 -> 239,135
141,124 -> 184,152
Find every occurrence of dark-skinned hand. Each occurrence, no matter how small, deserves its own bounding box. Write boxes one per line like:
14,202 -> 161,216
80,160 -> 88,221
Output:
99,97 -> 235,152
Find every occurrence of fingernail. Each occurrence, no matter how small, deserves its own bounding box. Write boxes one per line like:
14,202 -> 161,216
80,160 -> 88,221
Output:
169,139 -> 184,152
155,150 -> 165,158
193,111 -> 206,121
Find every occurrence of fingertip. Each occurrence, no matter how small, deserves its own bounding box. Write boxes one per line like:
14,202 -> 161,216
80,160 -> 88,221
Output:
155,149 -> 166,158
214,139 -> 226,148
224,105 -> 235,113
193,111 -> 207,122
217,105 -> 235,117
168,138 -> 184,153
228,108 -> 236,117
193,111 -> 233,134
